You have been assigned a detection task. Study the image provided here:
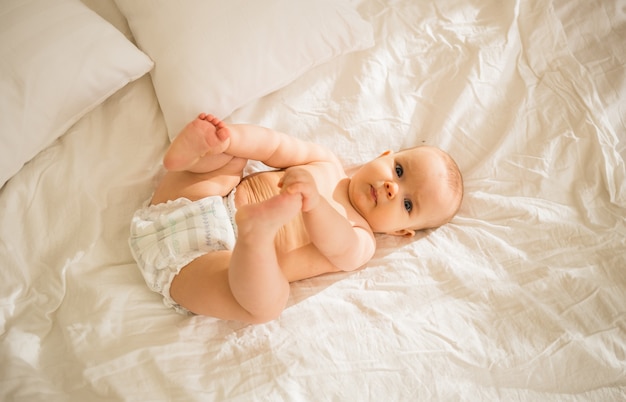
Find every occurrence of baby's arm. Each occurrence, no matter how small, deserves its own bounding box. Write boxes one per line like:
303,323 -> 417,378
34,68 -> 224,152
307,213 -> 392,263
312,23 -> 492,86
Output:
304,199 -> 375,271
279,167 -> 376,271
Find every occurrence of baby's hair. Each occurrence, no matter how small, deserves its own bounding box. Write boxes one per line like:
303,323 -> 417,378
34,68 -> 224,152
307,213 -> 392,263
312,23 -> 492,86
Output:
406,145 -> 464,230
442,150 -> 463,216
413,145 -> 464,211
427,148 -> 463,228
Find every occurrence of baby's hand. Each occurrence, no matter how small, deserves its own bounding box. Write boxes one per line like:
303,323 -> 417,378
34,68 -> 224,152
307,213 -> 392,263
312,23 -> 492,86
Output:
278,167 -> 320,212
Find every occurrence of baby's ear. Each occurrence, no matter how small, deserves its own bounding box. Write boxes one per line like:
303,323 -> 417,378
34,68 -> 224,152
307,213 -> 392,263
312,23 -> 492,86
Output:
388,228 -> 415,238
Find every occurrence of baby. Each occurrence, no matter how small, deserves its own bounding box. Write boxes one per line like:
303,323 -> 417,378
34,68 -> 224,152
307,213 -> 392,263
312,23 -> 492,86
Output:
129,114 -> 463,323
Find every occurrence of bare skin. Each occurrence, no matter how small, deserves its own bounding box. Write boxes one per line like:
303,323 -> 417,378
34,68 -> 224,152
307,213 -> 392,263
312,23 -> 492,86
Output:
149,114 -> 460,323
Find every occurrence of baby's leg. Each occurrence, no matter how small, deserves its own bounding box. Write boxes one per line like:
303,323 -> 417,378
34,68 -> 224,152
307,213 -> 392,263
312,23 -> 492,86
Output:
163,113 -> 233,173
169,192 -> 302,323
151,116 -> 245,204
228,192 -> 302,321
151,115 -> 246,202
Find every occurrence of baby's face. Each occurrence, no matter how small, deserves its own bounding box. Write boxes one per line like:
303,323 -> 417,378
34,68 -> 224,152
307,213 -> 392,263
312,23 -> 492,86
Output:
348,146 -> 458,236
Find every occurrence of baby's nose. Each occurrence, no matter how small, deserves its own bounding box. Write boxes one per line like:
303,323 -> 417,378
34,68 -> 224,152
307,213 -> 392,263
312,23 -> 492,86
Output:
385,181 -> 398,199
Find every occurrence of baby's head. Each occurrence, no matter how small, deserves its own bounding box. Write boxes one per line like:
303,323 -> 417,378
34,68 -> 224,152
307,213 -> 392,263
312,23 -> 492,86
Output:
348,146 -> 463,236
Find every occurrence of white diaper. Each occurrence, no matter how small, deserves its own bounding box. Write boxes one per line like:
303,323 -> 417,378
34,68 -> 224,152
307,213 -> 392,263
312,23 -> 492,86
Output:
129,192 -> 238,314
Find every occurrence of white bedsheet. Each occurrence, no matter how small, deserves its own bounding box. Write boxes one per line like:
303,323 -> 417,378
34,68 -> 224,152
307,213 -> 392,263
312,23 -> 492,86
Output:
1,0 -> 625,400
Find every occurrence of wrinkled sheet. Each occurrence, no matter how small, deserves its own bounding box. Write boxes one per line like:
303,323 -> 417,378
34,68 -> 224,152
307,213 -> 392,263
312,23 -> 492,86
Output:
1,0 -> 625,400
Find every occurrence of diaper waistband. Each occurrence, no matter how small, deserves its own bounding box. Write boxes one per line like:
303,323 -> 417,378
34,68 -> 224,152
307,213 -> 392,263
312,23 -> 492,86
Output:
223,189 -> 238,237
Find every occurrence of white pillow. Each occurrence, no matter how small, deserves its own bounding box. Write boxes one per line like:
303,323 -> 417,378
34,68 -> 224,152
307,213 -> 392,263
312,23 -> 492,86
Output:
114,0 -> 374,140
0,0 -> 153,188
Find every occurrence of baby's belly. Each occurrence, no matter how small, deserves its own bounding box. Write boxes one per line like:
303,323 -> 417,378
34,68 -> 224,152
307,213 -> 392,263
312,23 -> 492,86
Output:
235,171 -> 311,252
234,170 -> 342,281
234,170 -> 283,207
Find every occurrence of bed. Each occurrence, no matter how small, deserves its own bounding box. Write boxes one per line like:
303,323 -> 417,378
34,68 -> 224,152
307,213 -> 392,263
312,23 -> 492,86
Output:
1,0 -> 625,400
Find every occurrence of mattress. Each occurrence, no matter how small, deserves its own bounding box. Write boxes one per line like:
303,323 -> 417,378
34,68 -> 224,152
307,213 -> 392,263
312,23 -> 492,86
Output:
1,0 -> 624,400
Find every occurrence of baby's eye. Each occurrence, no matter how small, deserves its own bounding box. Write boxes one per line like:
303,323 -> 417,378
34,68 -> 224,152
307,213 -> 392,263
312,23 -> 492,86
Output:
395,164 -> 404,177
404,199 -> 413,212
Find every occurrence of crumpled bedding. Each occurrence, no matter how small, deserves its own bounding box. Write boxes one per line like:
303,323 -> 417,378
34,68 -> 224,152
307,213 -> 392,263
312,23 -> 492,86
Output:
1,0 -> 624,400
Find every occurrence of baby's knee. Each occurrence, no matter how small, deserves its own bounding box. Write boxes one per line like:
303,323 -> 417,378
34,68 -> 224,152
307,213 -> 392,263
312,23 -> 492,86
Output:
246,313 -> 279,325
244,304 -> 285,324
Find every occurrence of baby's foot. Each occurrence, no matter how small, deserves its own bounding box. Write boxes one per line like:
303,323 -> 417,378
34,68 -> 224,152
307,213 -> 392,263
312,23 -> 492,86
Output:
235,193 -> 302,241
163,114 -> 231,171
198,113 -> 228,138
